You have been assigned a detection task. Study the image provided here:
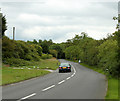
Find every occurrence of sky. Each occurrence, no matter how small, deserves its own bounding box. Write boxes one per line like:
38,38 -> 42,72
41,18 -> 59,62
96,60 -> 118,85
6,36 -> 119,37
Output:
0,0 -> 119,43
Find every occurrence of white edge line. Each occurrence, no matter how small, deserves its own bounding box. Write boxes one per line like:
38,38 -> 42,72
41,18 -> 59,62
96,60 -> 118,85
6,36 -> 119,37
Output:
42,85 -> 55,91
19,93 -> 36,101
72,65 -> 76,72
58,80 -> 65,85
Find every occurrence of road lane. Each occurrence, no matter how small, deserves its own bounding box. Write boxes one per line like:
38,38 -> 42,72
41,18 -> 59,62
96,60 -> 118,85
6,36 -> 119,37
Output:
2,59 -> 107,100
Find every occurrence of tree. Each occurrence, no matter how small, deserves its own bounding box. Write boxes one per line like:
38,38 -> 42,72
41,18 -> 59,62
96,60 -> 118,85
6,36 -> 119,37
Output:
49,49 -> 58,58
33,39 -> 38,44
39,39 -> 42,44
49,44 -> 65,59
97,39 -> 118,76
41,42 -> 49,54
2,15 -> 7,36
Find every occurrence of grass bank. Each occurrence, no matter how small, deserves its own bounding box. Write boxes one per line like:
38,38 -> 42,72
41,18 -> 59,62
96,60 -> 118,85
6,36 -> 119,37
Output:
2,58 -> 59,85
66,59 -> 119,99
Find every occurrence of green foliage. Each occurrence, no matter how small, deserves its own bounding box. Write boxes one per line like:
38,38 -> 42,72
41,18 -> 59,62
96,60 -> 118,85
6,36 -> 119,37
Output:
2,37 -> 43,65
41,54 -> 53,59
2,15 -> 7,36
65,45 -> 80,60
49,49 -> 58,58
49,44 -> 65,59
39,39 -> 53,54
3,58 -> 32,67
2,36 -> 16,59
41,42 -> 49,54
33,39 -> 38,44
64,32 -> 119,77
97,39 -> 119,76
34,44 -> 42,56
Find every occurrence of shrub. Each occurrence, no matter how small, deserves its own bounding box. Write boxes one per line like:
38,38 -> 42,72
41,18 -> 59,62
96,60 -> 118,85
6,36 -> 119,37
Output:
3,58 -> 31,67
31,54 -> 40,61
41,54 -> 53,59
24,54 -> 33,61
2,36 -> 16,59
97,39 -> 119,76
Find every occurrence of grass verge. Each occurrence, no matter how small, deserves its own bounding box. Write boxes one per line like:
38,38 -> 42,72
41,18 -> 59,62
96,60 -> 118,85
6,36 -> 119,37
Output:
2,58 -> 60,85
2,67 -> 50,85
105,78 -> 118,99
66,59 -> 119,99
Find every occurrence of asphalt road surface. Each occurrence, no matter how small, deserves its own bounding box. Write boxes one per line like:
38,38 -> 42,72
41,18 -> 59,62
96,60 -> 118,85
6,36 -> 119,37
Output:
2,59 -> 107,100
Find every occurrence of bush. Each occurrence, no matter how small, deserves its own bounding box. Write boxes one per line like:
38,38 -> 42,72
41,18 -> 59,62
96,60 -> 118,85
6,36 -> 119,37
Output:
41,54 -> 53,59
31,54 -> 40,61
2,37 -> 42,63
97,39 -> 119,76
3,58 -> 32,67
2,36 -> 16,59
24,54 -> 33,61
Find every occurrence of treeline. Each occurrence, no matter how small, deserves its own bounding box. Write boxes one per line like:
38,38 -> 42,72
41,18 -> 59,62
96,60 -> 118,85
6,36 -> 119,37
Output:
2,15 -> 119,77
2,35 -> 65,66
2,36 -> 53,66
27,39 -> 65,59
61,32 -> 119,77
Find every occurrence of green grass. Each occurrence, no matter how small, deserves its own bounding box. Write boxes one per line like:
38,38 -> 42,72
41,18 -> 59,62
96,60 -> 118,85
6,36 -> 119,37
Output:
30,58 -> 60,70
66,59 -> 119,99
2,58 -> 60,85
105,78 -> 118,99
2,67 -> 50,85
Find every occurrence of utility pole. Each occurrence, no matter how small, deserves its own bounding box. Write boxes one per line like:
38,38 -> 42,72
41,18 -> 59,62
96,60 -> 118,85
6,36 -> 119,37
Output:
13,27 -> 15,40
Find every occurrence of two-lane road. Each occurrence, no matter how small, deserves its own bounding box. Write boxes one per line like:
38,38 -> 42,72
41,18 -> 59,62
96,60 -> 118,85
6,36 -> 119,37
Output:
2,59 -> 107,100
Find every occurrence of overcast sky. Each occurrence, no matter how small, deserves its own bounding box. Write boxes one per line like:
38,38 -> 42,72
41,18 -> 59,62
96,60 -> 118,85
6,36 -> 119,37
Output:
0,0 -> 119,43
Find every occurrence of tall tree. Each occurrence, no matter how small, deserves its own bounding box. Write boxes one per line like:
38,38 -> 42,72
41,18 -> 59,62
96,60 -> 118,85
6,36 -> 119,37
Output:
2,15 -> 7,36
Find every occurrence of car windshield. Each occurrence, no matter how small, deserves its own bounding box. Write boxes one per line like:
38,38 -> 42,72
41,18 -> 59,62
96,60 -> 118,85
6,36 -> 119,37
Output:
60,63 -> 69,67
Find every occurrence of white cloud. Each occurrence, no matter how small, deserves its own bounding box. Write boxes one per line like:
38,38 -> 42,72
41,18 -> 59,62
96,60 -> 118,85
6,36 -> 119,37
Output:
0,0 -> 118,43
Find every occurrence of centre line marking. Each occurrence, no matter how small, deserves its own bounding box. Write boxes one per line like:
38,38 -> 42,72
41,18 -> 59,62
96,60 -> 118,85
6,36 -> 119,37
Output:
58,80 -> 65,85
71,74 -> 74,77
42,85 -> 55,91
18,93 -> 36,101
66,77 -> 71,80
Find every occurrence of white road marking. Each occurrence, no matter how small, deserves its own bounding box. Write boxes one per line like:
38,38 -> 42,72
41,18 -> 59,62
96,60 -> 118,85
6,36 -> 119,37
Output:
17,62 -> 77,100
66,77 -> 71,80
71,74 -> 74,77
72,65 -> 76,73
58,80 -> 65,85
42,85 -> 55,91
18,93 -> 36,101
